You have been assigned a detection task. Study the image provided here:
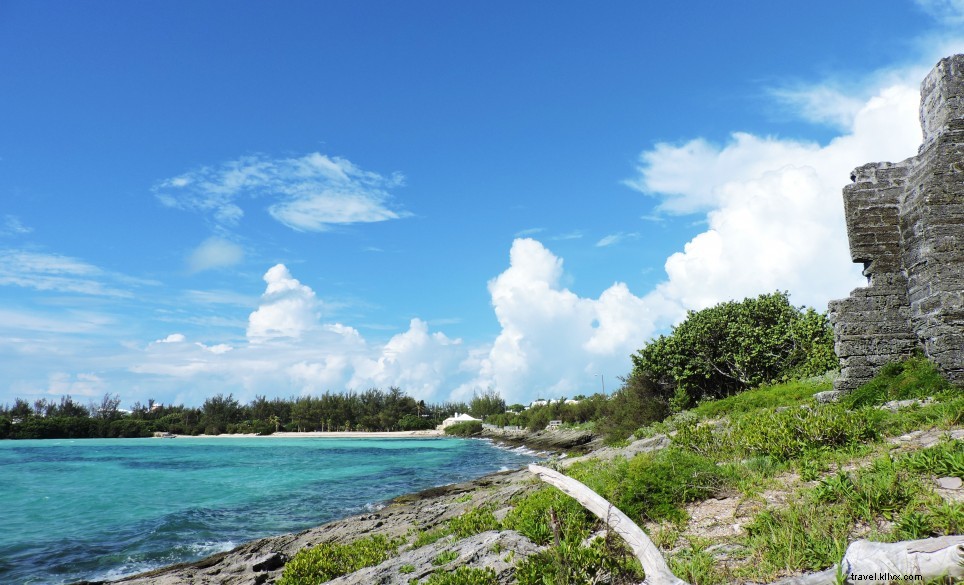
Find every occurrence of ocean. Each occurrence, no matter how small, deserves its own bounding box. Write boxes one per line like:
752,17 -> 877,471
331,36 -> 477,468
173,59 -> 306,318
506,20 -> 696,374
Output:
0,436 -> 540,585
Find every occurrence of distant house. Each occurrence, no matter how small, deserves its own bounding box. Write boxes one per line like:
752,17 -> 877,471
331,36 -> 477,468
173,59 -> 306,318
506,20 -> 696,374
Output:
547,420 -> 562,429
438,412 -> 482,429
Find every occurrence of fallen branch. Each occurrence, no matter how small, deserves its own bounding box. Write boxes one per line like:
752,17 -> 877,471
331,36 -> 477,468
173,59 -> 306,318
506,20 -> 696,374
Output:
528,464 -> 964,585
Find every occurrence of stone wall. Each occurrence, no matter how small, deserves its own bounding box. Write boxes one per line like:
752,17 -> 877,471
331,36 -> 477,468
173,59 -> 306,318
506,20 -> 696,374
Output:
829,54 -> 964,393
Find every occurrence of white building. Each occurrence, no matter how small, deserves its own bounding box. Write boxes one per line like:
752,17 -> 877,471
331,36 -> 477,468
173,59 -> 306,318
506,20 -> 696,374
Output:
438,412 -> 482,429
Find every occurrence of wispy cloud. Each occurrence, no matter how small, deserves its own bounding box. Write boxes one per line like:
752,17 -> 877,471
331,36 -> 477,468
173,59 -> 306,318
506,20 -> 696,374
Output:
549,230 -> 584,241
155,152 -> 410,232
915,0 -> 964,24
186,237 -> 244,273
514,227 -> 545,237
0,249 -> 133,297
595,232 -> 639,247
1,215 -> 32,236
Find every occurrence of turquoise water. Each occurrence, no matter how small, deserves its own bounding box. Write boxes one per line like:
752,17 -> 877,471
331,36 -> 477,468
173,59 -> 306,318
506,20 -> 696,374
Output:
0,437 -> 539,585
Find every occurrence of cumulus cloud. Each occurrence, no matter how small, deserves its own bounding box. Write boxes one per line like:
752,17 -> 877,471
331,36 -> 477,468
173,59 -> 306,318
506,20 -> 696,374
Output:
131,264 -> 464,403
247,264 -> 319,343
627,83 -> 923,311
155,152 -> 409,232
187,237 -> 244,273
456,239 -> 668,404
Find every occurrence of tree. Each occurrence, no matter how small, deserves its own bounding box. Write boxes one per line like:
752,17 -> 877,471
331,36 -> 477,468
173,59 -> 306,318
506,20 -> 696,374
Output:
95,393 -> 122,420
469,388 -> 506,419
630,291 -> 838,409
201,393 -> 241,434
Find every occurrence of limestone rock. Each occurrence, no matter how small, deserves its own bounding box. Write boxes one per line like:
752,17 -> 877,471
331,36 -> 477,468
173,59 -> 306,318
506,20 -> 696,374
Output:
326,530 -> 541,585
829,54 -> 964,393
936,476 -> 963,490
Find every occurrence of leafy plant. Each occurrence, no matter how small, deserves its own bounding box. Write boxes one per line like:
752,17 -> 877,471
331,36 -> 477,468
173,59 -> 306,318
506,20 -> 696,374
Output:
423,566 -> 498,584
630,291 -> 837,409
899,439 -> 964,478
841,355 -> 951,409
444,421 -> 483,436
432,550 -> 459,566
278,534 -> 402,584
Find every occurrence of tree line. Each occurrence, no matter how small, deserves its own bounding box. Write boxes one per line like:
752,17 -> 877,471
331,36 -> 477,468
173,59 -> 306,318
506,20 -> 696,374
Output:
1,291 -> 839,443
0,387 -> 489,440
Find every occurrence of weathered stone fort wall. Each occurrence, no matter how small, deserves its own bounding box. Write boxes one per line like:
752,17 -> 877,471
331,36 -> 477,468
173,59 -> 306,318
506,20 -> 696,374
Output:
829,54 -> 964,393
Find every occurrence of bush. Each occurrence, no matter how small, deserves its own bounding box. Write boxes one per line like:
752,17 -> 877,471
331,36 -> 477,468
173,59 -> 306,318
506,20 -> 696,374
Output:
422,566 -> 498,585
444,421 -> 482,436
732,405 -> 879,461
607,448 -> 726,523
630,292 -> 837,409
277,535 -> 401,584
842,354 -> 952,409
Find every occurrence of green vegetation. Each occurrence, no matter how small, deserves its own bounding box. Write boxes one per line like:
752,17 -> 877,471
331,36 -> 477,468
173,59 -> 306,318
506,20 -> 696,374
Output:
277,534 -> 402,585
420,566 -> 498,585
629,291 -> 836,410
503,352 -> 961,584
443,421 -> 483,437
840,354 -> 952,408
0,386 -> 470,439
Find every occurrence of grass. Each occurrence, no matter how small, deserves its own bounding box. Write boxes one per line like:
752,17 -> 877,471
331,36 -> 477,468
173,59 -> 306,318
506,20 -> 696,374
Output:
279,358 -> 961,584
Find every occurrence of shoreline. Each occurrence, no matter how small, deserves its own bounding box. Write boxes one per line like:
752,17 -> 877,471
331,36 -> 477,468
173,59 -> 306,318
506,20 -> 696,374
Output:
177,429 -> 445,439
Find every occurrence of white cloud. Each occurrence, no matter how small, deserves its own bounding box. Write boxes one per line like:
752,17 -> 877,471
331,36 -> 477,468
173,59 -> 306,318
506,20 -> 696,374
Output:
595,232 -> 639,248
627,82 -> 923,311
1,215 -> 32,236
247,264 -> 319,343
0,249 -> 133,297
187,237 -> 244,273
129,264 -> 464,403
155,152 -> 409,232
46,372 -> 105,398
457,239 -> 666,404
196,342 -> 233,354
915,0 -> 964,24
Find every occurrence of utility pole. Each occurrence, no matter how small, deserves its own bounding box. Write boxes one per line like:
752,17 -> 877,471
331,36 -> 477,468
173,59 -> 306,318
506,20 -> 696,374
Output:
595,373 -> 605,395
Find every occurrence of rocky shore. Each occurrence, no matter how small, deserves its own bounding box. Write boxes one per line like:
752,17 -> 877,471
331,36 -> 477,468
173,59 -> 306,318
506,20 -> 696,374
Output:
89,428 -> 598,585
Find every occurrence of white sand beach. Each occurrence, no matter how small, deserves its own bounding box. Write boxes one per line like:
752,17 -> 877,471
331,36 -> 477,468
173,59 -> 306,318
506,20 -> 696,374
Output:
182,429 -> 445,439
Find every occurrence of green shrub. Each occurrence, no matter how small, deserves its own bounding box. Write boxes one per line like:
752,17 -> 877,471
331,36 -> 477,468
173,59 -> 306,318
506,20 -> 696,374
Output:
448,507 -> 500,537
733,405 -> 879,461
413,527 -> 450,548
611,448 -> 726,523
899,439 -> 964,478
567,448 -> 727,524
422,566 -> 498,585
841,355 -> 951,409
745,502 -> 852,575
277,534 -> 401,584
432,550 -> 459,566
811,457 -> 920,522
515,536 -> 643,585
503,486 -> 595,546
444,421 -> 483,436
630,292 -> 837,409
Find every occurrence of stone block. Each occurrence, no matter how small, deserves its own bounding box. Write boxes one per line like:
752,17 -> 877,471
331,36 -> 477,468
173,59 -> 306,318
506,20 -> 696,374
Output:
832,54 -> 964,393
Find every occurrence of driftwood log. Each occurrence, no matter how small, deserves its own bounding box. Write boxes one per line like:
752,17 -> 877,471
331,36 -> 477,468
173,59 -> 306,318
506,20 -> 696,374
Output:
528,464 -> 964,585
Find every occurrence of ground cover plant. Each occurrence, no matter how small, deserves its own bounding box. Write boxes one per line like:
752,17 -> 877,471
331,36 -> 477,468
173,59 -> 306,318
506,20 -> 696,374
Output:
277,534 -> 403,585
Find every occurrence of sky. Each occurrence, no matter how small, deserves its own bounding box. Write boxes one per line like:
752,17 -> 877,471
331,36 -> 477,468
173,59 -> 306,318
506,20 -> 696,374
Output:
2,1 -> 964,409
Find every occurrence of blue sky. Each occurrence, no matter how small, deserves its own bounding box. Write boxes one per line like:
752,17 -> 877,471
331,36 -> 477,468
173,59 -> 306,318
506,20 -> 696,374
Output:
2,1 -> 963,408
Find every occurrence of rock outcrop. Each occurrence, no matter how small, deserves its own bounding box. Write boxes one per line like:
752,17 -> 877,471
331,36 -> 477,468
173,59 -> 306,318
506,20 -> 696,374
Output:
829,54 -> 964,393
